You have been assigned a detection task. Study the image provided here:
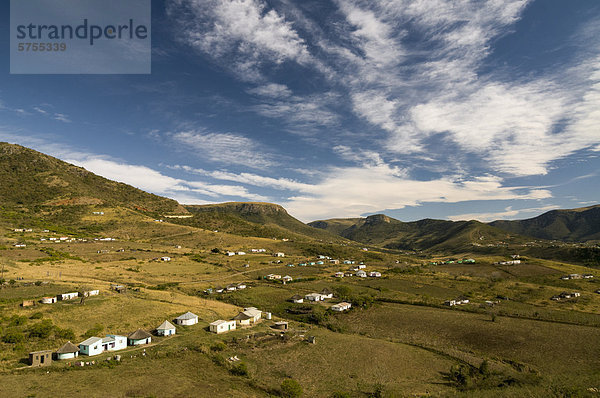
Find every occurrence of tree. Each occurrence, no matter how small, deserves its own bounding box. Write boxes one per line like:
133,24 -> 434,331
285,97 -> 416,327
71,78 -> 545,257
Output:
281,379 -> 303,398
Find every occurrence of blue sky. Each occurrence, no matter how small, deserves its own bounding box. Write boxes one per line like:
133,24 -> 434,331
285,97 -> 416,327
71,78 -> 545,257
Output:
1,0 -> 599,222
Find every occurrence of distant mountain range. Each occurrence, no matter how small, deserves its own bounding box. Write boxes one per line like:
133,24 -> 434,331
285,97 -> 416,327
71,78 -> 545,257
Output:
489,205 -> 600,242
1,142 -> 598,247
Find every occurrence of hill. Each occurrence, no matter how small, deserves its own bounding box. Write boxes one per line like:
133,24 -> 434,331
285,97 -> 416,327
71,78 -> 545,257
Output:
490,205 -> 600,242
176,202 -> 345,242
0,142 -> 184,215
310,214 -> 520,252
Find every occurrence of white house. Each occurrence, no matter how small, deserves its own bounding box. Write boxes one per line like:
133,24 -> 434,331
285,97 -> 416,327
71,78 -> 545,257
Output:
226,252 -> 236,256
320,289 -> 334,299
368,271 -> 381,278
209,320 -> 236,334
444,300 -> 457,306
160,257 -> 171,262
305,293 -> 324,302
356,270 -> 367,278
226,284 -> 237,291
156,320 -> 176,336
357,264 -> 366,269
55,341 -> 79,360
175,311 -> 199,326
290,294 -> 304,303
282,275 -> 293,283
41,297 -> 57,304
102,335 -> 127,351
243,307 -> 262,322
274,252 -> 285,257
58,292 -> 79,301
236,283 -> 247,290
84,290 -> 99,297
331,302 -> 352,312
334,272 -> 344,278
128,329 -> 152,345
266,274 -> 282,280
79,337 -> 103,356
236,251 -> 246,255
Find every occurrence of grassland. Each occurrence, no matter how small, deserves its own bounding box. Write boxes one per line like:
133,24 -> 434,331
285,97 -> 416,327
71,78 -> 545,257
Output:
2,203 -> 600,397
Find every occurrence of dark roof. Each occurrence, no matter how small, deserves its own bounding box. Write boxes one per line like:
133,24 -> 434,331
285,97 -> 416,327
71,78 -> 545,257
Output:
56,341 -> 80,354
233,312 -> 252,320
320,288 -> 333,295
128,329 -> 152,340
290,294 -> 303,300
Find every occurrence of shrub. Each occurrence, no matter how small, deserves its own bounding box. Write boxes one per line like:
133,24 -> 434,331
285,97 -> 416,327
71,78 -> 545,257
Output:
28,319 -> 54,338
9,315 -> 28,326
83,323 -> 104,338
280,379 -> 302,398
210,341 -> 226,352
230,362 -> 248,376
55,327 -> 76,340
2,330 -> 25,344
330,392 -> 351,398
30,312 -> 43,320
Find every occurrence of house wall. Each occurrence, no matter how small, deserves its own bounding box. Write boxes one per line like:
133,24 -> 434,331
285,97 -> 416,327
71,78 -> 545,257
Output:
80,343 -> 103,356
177,318 -> 198,326
56,352 -> 78,360
129,337 -> 151,346
158,328 -> 175,336
30,351 -> 52,366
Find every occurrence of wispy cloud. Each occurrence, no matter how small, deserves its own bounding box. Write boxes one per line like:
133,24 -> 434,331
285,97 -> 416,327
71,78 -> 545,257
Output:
171,129 -> 276,169
447,205 -> 561,223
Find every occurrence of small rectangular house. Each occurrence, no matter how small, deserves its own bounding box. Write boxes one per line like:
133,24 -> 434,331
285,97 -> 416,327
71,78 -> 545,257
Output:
368,271 -> 382,278
209,320 -> 236,334
305,293 -> 324,302
83,290 -> 100,297
102,335 -> 127,351
41,297 -> 57,304
157,320 -> 176,336
29,350 -> 53,367
320,288 -> 334,299
160,257 -> 171,262
21,300 -> 36,307
175,311 -> 199,326
334,272 -> 344,278
282,275 -> 293,283
79,337 -> 103,356
55,341 -> 79,360
356,270 -> 367,278
58,292 -> 79,301
274,252 -> 285,257
243,307 -> 262,322
128,329 -> 152,346
331,302 -> 352,312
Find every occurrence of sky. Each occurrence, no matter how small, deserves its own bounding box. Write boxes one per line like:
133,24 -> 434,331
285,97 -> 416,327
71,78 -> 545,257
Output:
1,0 -> 599,222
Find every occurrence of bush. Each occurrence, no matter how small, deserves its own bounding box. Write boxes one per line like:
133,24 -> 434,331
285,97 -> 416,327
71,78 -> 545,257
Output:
210,341 -> 226,352
55,327 -> 76,340
230,362 -> 248,376
28,319 -> 54,338
83,323 -> 104,338
330,392 -> 351,398
2,330 -> 25,344
280,379 -> 302,398
9,315 -> 28,326
30,312 -> 43,320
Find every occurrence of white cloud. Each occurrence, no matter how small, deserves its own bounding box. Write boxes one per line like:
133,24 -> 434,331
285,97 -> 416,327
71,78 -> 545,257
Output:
447,205 -> 561,222
282,163 -> 551,221
170,0 -> 313,81
171,129 -> 275,169
53,113 -> 71,123
247,83 -> 292,98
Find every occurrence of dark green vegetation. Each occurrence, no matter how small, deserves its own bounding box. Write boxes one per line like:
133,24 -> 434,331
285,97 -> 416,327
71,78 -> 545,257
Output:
0,142 -> 184,216
490,204 -> 600,242
310,214 -> 527,252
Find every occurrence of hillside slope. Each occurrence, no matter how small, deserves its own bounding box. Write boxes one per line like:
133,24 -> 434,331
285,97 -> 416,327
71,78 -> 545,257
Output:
490,205 -> 600,242
310,214 -> 521,252
0,142 -> 184,214
177,202 -> 344,242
